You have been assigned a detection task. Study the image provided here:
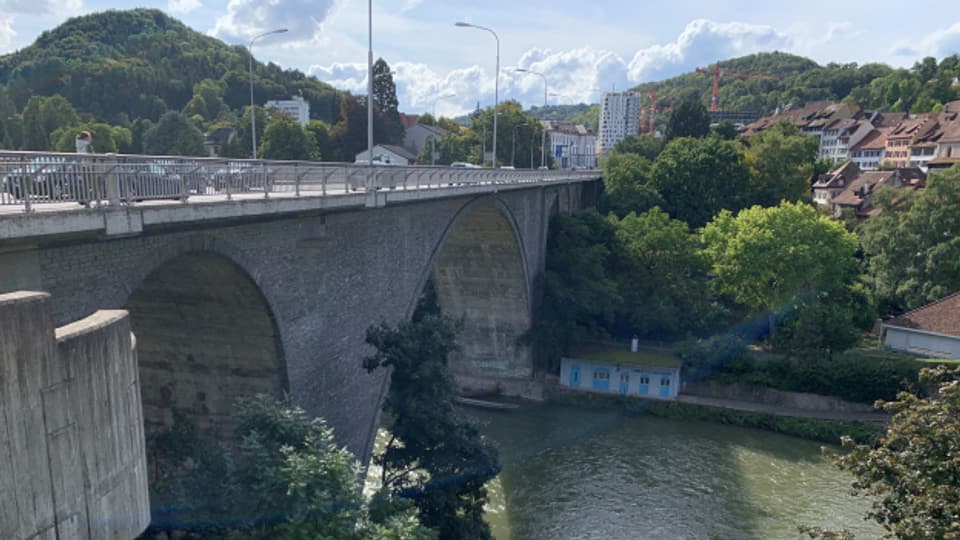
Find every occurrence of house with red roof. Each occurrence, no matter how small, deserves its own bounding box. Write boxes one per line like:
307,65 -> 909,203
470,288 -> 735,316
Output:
882,292 -> 960,358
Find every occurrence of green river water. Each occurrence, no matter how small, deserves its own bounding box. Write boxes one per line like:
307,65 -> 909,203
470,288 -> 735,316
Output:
464,401 -> 884,540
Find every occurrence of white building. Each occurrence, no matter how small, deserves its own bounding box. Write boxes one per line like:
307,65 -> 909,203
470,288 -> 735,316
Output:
543,121 -> 597,169
849,128 -> 889,171
882,293 -> 960,358
265,95 -> 310,126
597,92 -> 641,156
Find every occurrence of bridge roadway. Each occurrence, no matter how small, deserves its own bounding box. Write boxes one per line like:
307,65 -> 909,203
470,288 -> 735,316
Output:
0,151 -> 602,530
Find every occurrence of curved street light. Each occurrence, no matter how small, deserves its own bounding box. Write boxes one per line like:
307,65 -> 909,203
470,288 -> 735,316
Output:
249,28 -> 288,159
456,22 -> 499,167
516,67 -> 548,168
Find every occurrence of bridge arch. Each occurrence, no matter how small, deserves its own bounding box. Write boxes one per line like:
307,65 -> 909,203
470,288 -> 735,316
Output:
124,250 -> 287,439
411,196 -> 533,380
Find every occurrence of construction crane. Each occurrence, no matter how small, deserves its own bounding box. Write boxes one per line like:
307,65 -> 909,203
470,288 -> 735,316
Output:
695,62 -> 779,112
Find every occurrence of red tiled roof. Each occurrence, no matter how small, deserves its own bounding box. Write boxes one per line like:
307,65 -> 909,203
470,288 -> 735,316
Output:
851,127 -> 890,151
886,292 -> 960,337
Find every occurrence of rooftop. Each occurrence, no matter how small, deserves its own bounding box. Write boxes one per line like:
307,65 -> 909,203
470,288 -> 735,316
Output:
886,292 -> 960,337
569,344 -> 681,368
851,127 -> 890,151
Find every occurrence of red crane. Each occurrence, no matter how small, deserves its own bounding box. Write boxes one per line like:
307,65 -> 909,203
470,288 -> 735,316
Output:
695,62 -> 779,112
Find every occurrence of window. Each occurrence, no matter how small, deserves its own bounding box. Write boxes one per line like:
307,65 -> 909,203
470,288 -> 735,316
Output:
620,373 -> 629,383
639,375 -> 650,385
593,370 -> 610,381
660,377 -> 671,386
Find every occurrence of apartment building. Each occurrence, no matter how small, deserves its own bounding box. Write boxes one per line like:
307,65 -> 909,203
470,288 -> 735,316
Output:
597,92 -> 641,156
544,121 -> 598,169
265,95 -> 311,126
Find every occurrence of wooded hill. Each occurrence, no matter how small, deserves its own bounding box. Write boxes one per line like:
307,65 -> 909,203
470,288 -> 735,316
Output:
530,51 -> 960,128
0,9 -> 343,125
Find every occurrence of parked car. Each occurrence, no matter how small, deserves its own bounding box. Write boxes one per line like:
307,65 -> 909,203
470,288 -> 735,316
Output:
210,163 -> 262,192
450,162 -> 480,168
120,162 -> 183,201
1,157 -> 77,200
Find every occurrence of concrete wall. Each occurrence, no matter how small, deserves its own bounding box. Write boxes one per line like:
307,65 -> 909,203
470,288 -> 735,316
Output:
681,381 -> 877,413
0,292 -> 149,540
22,185 -> 588,462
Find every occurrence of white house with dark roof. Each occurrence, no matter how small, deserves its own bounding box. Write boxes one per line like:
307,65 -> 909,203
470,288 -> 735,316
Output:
882,292 -> 960,358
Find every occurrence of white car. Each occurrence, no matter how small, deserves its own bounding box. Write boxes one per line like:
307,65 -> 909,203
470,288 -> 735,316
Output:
450,162 -> 480,168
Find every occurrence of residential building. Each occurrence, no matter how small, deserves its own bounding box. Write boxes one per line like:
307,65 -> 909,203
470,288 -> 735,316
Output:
826,119 -> 873,162
559,346 -> 681,400
355,144 -> 417,165
597,92 -> 641,156
814,161 -> 925,218
883,115 -> 929,168
399,113 -> 420,130
203,127 -> 236,157
265,95 -> 310,126
543,121 -> 598,169
743,101 -> 872,162
850,127 -> 889,170
882,292 -> 960,358
403,124 -> 448,159
914,106 -> 960,172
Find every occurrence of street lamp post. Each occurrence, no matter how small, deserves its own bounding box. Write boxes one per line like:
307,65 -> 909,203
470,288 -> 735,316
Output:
511,122 -> 527,167
516,68 -> 548,168
430,93 -> 456,165
249,28 -> 288,159
456,22 -> 499,167
367,0 -> 374,176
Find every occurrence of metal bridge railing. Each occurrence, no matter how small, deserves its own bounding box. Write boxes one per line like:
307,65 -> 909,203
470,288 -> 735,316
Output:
0,151 -> 599,212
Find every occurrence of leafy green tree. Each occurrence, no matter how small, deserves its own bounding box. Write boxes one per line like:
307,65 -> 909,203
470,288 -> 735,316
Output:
529,210 -> 623,371
233,105 -> 268,159
744,120 -> 819,207
329,94 -> 368,161
834,365 -> 960,539
50,122 -> 132,154
20,94 -> 79,150
861,165 -> 960,314
259,115 -> 320,161
768,284 -> 874,357
611,134 -> 664,161
363,301 -> 499,540
711,120 -> 738,140
372,58 -> 405,145
610,208 -> 718,339
665,98 -> 710,141
600,152 -> 662,217
306,119 -> 332,158
652,135 -> 753,228
470,100 -> 544,167
416,133 -> 470,166
142,111 -> 205,156
701,201 -> 859,335
417,113 -> 436,126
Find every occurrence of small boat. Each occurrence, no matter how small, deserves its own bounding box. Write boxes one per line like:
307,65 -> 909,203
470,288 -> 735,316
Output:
454,396 -> 520,410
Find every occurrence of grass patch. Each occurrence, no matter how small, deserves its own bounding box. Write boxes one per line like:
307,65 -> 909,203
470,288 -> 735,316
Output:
570,345 -> 680,368
917,357 -> 960,365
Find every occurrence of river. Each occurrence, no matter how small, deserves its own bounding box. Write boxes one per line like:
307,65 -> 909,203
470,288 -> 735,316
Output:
463,401 -> 884,540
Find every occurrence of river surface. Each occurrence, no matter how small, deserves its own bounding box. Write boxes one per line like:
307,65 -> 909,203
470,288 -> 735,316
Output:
462,401 -> 884,540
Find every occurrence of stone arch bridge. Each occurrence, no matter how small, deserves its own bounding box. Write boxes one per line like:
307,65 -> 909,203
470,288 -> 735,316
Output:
0,155 -> 601,462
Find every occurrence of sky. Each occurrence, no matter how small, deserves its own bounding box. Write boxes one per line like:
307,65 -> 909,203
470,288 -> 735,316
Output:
1,0 -> 959,117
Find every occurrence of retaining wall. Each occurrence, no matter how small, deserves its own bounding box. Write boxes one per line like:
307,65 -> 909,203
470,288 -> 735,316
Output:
0,291 -> 149,540
682,380 -> 877,413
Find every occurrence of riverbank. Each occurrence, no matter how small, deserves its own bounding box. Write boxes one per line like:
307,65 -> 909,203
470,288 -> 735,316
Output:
545,387 -> 883,445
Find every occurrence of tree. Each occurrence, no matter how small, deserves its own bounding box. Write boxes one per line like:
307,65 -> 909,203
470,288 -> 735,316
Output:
20,94 -> 79,150
711,120 -> 738,140
364,301 -> 499,540
861,165 -> 960,314
306,119 -> 332,158
665,98 -> 710,141
834,365 -> 960,539
416,133 -> 470,166
610,208 -> 719,339
50,122 -> 132,154
142,111 -> 205,156
701,201 -> 859,336
611,134 -> 664,161
743,120 -> 819,207
259,115 -> 320,161
372,58 -> 405,145
233,105 -> 268,159
329,94 -> 367,161
652,135 -> 753,228
600,152 -> 662,217
528,210 -> 623,372
470,100 -> 543,167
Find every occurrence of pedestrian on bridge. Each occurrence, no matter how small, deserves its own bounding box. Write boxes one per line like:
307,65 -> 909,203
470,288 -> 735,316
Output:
75,131 -> 94,154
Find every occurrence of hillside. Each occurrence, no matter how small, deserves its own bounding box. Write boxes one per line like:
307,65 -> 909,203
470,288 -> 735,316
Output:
0,9 -> 342,124
629,51 -> 960,117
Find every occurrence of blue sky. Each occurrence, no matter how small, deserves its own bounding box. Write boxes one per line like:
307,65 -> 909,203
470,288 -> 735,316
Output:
1,0 -> 959,116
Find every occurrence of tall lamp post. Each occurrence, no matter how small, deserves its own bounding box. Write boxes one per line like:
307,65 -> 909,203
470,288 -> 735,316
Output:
516,68 -> 547,168
249,28 -> 288,159
430,93 -> 456,165
511,122 -> 527,167
456,22 -> 499,167
367,0 -> 374,174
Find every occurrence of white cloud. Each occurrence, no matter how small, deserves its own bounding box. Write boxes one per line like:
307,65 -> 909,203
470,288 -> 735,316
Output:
892,21 -> 960,59
212,0 -> 336,44
0,15 -> 15,52
400,0 -> 423,12
0,0 -> 81,15
627,19 -> 793,82
168,0 -> 202,15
